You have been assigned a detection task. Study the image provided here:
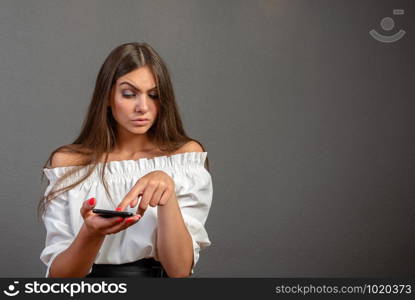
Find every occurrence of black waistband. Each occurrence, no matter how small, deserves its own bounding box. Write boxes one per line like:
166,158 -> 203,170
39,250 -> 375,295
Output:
85,257 -> 169,278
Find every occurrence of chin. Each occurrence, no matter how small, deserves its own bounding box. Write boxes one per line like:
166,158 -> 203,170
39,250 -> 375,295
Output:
130,126 -> 150,132
130,127 -> 148,132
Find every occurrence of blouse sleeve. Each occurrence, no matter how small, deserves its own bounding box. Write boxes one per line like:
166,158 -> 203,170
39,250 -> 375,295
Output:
39,178 -> 75,277
40,172 -> 94,278
175,164 -> 213,275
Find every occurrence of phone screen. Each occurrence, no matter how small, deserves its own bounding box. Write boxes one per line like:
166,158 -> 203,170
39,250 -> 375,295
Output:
92,209 -> 134,218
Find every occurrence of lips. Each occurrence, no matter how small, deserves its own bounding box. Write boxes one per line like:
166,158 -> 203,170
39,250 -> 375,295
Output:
131,118 -> 150,126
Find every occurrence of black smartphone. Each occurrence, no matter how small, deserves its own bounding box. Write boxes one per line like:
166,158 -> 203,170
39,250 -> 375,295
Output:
92,208 -> 134,218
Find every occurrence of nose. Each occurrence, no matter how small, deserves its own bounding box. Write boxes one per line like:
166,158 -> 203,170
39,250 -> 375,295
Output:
134,94 -> 150,112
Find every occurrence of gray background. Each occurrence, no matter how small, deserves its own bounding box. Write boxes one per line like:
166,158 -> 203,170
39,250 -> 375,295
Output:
0,0 -> 414,277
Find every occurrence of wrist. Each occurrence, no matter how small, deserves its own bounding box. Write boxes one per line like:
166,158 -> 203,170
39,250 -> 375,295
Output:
81,223 -> 106,240
158,194 -> 177,210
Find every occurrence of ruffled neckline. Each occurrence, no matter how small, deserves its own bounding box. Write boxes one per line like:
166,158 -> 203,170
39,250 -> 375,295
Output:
43,151 -> 208,185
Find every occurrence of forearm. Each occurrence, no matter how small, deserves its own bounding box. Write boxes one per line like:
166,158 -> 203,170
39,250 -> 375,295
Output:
48,223 -> 105,278
157,195 -> 194,277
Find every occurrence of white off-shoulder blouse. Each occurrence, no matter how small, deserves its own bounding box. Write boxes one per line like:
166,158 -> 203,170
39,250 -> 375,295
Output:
40,151 -> 212,277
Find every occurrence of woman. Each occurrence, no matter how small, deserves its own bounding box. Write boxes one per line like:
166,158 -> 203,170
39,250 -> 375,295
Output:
38,42 -> 213,278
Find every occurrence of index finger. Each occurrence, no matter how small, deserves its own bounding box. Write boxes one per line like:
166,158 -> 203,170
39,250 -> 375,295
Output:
116,180 -> 145,211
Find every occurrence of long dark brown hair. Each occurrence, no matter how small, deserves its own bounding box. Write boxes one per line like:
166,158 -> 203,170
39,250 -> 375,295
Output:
37,42 -> 210,221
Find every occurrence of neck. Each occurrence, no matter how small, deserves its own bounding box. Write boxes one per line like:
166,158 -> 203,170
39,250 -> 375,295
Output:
114,126 -> 155,156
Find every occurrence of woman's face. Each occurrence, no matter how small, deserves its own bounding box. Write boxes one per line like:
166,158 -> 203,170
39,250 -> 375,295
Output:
108,65 -> 160,135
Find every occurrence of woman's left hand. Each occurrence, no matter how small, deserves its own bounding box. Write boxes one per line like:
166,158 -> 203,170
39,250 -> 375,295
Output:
116,170 -> 175,216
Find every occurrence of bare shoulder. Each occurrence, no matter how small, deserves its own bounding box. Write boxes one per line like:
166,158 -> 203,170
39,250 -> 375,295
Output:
174,140 -> 204,155
50,146 -> 89,168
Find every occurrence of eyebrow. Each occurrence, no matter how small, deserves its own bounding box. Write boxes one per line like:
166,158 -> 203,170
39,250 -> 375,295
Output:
119,81 -> 157,91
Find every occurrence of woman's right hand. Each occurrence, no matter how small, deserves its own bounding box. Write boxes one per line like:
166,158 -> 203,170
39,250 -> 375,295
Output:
80,197 -> 141,236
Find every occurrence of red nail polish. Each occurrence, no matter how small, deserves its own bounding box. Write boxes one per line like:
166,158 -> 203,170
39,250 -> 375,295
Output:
116,217 -> 123,222
115,207 -> 122,211
88,198 -> 95,206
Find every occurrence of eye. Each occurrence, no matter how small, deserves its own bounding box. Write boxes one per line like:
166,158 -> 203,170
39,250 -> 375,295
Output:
149,93 -> 159,99
122,90 -> 135,98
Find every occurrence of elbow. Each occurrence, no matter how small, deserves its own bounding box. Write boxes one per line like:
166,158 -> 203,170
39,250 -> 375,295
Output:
162,260 -> 193,278
168,270 -> 192,278
167,263 -> 193,278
